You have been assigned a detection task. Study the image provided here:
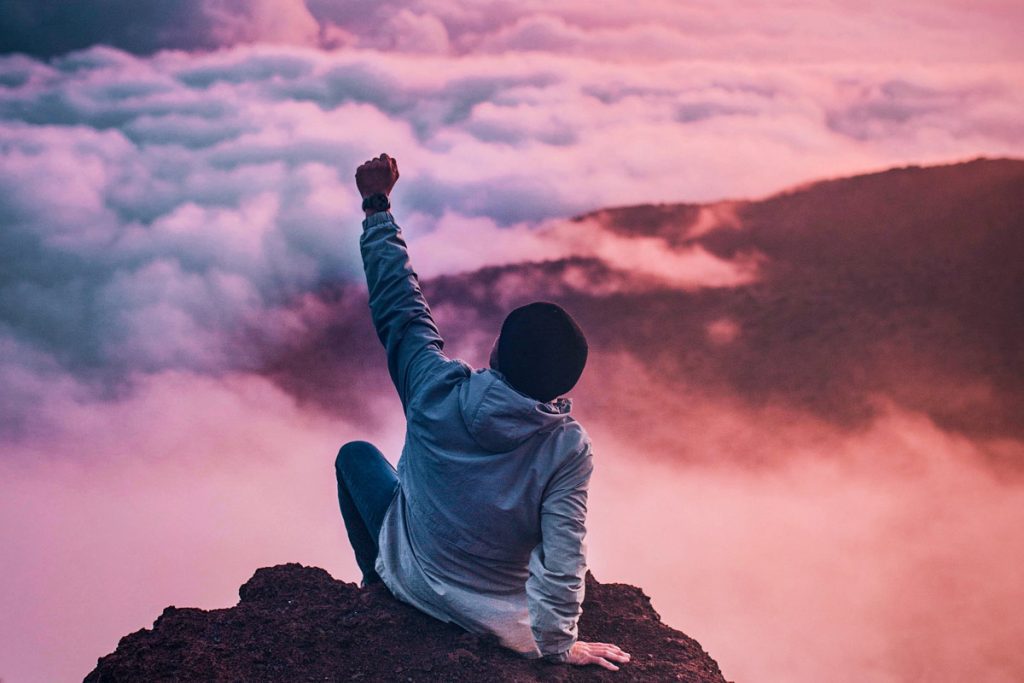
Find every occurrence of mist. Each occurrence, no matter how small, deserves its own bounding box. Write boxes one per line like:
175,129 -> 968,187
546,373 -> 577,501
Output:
3,355 -> 1023,681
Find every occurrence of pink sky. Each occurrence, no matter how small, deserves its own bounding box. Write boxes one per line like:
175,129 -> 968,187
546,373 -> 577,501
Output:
2,1 -> 1024,681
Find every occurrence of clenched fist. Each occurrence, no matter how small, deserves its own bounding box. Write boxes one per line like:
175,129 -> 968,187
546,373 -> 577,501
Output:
355,153 -> 399,199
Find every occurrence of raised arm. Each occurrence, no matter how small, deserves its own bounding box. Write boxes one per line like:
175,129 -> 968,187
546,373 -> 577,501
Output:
356,153 -> 449,411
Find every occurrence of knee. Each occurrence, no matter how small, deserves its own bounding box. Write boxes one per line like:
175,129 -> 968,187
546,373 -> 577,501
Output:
335,440 -> 375,473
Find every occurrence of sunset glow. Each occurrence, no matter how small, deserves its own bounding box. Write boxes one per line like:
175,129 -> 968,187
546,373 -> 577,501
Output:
2,2 -> 1023,681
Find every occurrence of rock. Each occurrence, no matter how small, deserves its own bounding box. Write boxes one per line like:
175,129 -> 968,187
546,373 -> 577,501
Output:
85,563 -> 730,682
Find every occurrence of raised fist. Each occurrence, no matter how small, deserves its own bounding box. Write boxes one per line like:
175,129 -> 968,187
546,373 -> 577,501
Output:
355,153 -> 399,198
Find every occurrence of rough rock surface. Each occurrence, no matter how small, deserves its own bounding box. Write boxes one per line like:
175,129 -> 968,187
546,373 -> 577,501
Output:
85,563 -> 730,682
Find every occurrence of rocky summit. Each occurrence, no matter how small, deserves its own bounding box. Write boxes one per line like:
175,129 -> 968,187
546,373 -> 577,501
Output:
85,563 -> 730,682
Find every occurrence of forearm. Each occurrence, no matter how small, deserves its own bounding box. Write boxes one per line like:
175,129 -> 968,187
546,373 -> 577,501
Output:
527,529 -> 588,652
526,443 -> 593,655
359,211 -> 443,398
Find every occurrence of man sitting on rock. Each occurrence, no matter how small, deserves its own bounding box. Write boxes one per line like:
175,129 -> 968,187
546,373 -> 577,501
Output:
334,153 -> 631,671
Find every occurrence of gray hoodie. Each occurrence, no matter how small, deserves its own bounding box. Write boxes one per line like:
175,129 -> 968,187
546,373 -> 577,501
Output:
359,211 -> 592,658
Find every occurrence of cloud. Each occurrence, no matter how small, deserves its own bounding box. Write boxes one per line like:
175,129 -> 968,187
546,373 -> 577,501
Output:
826,77 -> 1024,147
4,1 -> 1023,63
378,9 -> 452,55
2,43 -> 1023,441
0,369 -> 380,681
200,0 -> 321,48
0,0 -> 321,57
404,211 -> 761,290
586,395 -> 1024,683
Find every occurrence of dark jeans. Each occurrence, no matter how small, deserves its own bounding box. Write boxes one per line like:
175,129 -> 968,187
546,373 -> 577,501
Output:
335,440 -> 399,586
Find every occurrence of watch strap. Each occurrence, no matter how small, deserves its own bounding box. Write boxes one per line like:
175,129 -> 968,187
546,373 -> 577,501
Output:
361,192 -> 391,213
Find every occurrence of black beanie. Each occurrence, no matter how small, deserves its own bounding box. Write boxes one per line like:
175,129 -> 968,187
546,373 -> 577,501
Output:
497,301 -> 588,403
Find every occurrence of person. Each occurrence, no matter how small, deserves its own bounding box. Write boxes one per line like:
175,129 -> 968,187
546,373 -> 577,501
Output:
334,153 -> 630,671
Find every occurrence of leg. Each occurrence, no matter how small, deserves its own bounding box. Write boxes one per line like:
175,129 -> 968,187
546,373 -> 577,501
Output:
335,440 -> 399,585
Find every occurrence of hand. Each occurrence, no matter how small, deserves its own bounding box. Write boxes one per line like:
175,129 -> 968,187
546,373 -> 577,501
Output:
355,153 -> 399,199
565,640 -> 631,671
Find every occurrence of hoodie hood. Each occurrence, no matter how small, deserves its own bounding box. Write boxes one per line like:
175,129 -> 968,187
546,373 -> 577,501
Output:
458,368 -> 572,452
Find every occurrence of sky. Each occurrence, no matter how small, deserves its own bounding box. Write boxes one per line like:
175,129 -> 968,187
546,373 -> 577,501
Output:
1,1 -> 1023,681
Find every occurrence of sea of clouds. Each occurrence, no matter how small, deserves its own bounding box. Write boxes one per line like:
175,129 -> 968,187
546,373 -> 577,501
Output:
3,40 -> 1023,439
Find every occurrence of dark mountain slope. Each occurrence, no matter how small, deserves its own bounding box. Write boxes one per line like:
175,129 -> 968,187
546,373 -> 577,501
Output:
259,158 -> 1024,462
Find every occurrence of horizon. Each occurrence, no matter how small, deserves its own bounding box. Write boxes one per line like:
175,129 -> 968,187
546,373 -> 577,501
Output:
2,2 -> 1023,682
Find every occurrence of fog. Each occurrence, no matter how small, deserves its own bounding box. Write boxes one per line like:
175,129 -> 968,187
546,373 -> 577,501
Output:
582,354 -> 1024,683
2,352 -> 1023,681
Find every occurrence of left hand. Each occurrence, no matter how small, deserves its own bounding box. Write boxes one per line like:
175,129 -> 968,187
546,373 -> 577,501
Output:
355,153 -> 400,198
564,640 -> 631,670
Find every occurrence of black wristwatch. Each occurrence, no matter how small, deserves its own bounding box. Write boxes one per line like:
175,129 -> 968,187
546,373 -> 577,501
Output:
361,192 -> 391,213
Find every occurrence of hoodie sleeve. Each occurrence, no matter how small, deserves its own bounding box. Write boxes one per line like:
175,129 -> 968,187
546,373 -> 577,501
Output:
359,211 -> 450,412
526,441 -> 594,657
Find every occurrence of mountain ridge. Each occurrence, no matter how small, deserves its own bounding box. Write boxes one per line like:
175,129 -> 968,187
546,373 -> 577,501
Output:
572,156 -> 1024,222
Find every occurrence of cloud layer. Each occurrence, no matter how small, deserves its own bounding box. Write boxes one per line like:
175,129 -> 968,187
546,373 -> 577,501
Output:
2,42 -> 1023,442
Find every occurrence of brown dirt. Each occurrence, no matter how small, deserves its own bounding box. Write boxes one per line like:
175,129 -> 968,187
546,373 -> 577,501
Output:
84,563 -> 730,682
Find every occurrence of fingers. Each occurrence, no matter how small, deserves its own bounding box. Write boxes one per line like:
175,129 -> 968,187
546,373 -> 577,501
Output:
588,655 -> 619,671
568,642 -> 631,671
591,644 -> 630,660
357,155 -> 396,169
590,642 -> 623,651
380,153 -> 399,175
